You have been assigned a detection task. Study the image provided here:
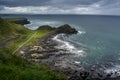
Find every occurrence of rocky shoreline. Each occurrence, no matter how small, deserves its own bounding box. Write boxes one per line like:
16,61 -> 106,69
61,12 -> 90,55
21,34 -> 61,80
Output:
17,24 -> 120,80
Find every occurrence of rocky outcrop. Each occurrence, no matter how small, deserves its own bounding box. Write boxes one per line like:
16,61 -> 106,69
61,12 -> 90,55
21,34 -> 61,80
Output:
11,18 -> 30,25
37,24 -> 78,34
56,24 -> 78,34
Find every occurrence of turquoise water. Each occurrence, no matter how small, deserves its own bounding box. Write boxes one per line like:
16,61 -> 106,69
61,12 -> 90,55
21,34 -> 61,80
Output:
1,14 -> 120,73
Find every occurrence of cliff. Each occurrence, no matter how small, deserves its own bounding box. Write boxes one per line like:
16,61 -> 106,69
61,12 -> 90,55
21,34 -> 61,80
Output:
4,18 -> 30,25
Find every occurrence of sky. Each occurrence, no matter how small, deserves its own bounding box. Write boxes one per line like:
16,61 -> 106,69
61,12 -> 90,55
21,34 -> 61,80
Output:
0,0 -> 120,15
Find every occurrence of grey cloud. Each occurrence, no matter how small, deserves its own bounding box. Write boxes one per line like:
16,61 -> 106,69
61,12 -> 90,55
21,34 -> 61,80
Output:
0,0 -> 120,15
0,6 -> 4,10
49,0 -> 100,5
0,0 -> 50,7
0,0 -> 102,7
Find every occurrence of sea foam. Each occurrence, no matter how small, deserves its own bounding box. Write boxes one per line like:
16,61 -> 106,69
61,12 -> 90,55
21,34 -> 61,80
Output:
78,30 -> 86,34
104,65 -> 120,77
52,32 -> 86,57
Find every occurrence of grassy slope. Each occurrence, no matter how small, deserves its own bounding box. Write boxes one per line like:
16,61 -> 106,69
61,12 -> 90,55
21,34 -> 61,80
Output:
0,18 -> 33,53
0,18 -> 65,80
0,51 -> 65,80
27,29 -> 54,45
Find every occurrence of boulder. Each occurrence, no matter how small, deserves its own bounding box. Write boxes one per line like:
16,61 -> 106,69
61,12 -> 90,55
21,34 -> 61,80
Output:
31,53 -> 43,58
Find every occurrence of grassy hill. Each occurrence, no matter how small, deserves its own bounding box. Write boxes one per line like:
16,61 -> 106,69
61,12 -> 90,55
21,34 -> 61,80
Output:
0,18 -> 65,80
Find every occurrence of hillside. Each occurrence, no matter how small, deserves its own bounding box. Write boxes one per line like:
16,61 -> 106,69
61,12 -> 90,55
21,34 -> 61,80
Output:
0,18 -> 65,80
0,18 -> 33,53
0,18 -> 31,39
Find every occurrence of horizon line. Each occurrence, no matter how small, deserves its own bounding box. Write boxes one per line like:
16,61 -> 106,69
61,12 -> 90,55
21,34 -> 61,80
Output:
0,13 -> 120,17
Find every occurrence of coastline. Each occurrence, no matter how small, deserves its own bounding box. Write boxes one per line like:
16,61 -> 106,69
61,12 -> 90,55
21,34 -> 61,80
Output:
17,31 -> 81,77
5,17 -> 120,80
16,25 -> 83,78
1,16 -> 120,80
17,25 -> 120,80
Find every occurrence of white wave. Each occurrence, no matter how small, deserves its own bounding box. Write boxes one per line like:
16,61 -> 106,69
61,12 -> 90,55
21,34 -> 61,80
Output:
104,65 -> 120,77
52,34 -> 86,57
78,30 -> 86,34
74,61 -> 81,64
52,34 -> 75,50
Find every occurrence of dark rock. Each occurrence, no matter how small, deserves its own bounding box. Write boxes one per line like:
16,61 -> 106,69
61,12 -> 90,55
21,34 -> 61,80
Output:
80,71 -> 89,79
106,73 -> 112,77
97,73 -> 103,78
56,24 -> 78,34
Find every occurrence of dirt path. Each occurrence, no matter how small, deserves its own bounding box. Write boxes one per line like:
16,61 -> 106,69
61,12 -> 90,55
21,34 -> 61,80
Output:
12,32 -> 37,54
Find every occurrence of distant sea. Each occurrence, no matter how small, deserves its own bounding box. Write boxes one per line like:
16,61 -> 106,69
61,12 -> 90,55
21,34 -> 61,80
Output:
1,14 -> 120,76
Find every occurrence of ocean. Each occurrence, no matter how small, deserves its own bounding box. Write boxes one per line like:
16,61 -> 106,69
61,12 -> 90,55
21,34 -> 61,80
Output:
1,14 -> 120,76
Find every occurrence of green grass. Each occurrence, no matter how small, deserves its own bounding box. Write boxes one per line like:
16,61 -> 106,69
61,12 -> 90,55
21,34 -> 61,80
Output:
27,30 -> 54,45
0,51 -> 65,80
0,18 -> 66,80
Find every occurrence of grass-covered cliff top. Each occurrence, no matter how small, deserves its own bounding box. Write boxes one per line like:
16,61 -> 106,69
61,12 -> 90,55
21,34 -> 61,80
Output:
0,17 -> 54,53
4,18 -> 30,25
0,17 -> 65,80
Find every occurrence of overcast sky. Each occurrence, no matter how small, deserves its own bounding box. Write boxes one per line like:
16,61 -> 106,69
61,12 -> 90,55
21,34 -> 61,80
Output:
0,0 -> 120,15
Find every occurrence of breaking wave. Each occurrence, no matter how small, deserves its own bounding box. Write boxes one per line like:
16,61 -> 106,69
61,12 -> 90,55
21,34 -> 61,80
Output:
52,30 -> 86,57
